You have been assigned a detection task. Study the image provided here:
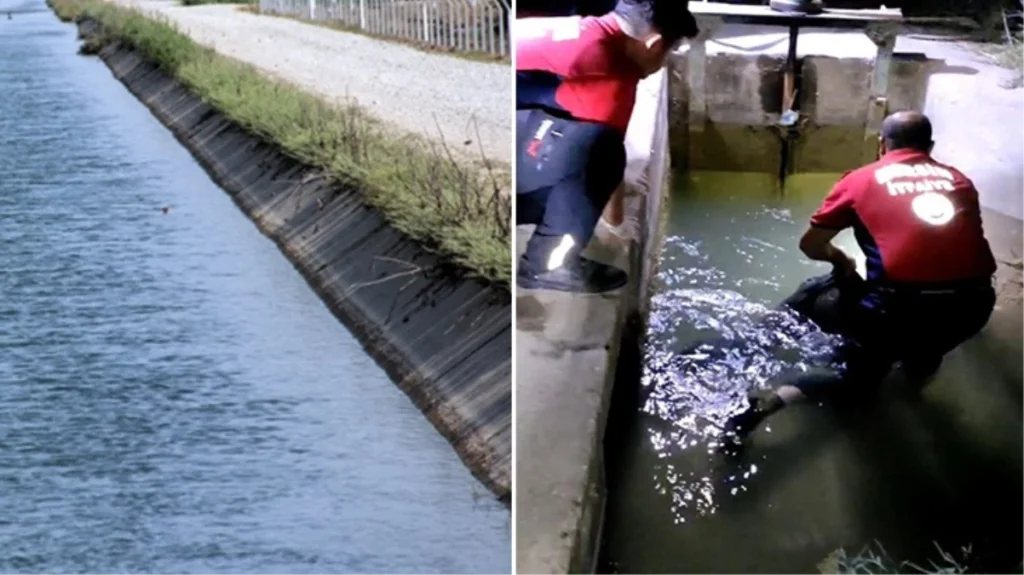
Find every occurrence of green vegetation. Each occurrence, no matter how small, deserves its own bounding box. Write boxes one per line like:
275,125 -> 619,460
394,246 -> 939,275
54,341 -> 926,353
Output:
973,34 -> 1023,88
50,0 -> 511,285
815,540 -> 974,568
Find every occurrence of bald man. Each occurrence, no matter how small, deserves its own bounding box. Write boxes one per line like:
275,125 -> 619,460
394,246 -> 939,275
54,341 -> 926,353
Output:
726,111 -> 998,441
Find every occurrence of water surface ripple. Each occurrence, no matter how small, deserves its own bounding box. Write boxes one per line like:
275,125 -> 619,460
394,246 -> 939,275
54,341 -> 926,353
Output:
0,9 -> 509,574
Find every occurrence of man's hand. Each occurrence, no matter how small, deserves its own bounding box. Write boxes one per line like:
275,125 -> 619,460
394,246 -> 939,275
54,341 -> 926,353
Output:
829,249 -> 857,277
800,226 -> 856,277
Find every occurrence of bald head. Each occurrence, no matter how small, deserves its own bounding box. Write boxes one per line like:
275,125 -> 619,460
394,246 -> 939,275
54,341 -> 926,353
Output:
881,110 -> 933,153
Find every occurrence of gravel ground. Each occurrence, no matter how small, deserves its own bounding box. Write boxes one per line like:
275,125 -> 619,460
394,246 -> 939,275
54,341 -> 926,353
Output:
106,0 -> 511,165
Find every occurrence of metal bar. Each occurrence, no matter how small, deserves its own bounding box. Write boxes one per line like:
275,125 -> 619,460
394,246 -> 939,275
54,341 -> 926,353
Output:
690,1 -> 901,28
686,18 -> 720,139
863,22 -> 898,163
777,23 -> 799,192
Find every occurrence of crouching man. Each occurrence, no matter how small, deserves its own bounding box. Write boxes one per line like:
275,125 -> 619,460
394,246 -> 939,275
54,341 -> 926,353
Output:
728,111 -> 998,438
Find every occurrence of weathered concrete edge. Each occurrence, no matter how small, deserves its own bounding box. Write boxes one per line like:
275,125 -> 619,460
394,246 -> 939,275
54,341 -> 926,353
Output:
73,19 -> 512,500
576,70 -> 673,574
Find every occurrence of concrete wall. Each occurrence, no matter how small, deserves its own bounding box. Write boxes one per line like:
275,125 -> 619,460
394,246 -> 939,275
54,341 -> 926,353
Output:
668,28 -> 938,177
79,22 -> 511,500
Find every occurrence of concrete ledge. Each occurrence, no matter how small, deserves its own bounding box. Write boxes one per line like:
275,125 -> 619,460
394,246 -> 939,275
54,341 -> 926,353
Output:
76,23 -> 511,500
514,69 -> 671,574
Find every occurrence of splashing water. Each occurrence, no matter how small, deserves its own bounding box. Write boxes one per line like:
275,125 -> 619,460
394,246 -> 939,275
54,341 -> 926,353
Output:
639,230 -> 845,522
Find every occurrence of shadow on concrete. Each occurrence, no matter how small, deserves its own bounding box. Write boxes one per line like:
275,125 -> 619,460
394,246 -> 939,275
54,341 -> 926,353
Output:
711,35 -> 791,53
904,51 -> 982,76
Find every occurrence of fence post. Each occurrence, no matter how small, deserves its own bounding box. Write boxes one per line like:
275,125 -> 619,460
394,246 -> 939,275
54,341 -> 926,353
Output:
422,2 -> 429,42
359,0 -> 366,30
308,0 -> 314,19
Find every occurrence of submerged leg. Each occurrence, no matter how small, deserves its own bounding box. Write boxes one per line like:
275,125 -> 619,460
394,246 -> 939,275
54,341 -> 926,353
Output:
723,342 -> 893,444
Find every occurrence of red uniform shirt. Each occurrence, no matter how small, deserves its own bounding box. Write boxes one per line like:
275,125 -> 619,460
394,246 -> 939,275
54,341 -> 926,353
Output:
810,149 -> 996,285
516,14 -> 642,133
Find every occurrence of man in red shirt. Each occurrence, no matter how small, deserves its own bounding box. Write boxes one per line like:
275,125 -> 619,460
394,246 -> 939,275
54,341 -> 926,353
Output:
515,0 -> 698,293
727,111 -> 998,440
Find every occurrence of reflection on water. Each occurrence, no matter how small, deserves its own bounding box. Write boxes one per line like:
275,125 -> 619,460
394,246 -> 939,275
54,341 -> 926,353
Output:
641,201 -> 855,524
600,188 -> 1023,574
643,232 -> 846,523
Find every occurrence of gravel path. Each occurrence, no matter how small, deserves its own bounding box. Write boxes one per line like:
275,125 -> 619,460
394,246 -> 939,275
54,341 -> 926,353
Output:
107,0 -> 511,165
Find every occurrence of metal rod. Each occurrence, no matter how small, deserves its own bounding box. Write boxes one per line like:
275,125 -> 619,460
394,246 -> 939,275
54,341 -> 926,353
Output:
777,23 -> 799,193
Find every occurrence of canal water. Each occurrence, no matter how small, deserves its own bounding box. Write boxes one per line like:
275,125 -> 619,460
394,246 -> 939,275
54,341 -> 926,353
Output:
0,5 -> 510,574
600,177 -> 1023,573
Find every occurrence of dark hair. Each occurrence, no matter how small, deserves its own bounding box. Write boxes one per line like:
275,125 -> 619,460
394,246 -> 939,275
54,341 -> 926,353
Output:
881,110 -> 933,152
613,0 -> 698,43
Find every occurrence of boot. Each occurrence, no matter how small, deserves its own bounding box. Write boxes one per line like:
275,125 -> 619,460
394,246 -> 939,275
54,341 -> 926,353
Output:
769,0 -> 824,15
517,234 -> 628,294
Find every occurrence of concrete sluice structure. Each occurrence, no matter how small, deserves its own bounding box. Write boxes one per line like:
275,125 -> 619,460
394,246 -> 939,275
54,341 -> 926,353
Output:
516,2 -> 1023,573
675,4 -> 912,191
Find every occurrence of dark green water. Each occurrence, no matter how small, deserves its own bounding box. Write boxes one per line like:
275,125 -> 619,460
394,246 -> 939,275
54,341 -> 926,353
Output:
601,186 -> 1023,574
0,5 -> 510,573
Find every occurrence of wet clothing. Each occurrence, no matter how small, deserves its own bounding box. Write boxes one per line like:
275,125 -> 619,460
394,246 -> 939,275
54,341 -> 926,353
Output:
784,272 -> 996,393
516,108 -> 625,278
810,149 -> 997,287
724,270 -> 996,442
516,14 -> 643,134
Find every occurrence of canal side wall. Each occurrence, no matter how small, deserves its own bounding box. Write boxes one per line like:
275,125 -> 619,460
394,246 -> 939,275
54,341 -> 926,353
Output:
73,19 -> 511,500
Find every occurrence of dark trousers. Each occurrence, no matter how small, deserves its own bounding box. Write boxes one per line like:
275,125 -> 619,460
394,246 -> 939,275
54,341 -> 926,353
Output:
516,109 -> 625,270
793,278 -> 997,399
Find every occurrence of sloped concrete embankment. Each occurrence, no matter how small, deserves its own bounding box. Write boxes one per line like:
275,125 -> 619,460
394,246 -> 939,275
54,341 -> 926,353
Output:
75,19 -> 511,500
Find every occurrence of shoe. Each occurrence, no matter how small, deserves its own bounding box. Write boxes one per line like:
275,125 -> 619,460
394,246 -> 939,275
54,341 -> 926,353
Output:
517,255 -> 628,294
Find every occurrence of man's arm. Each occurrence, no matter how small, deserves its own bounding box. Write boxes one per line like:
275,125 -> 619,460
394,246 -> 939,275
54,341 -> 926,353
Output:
799,227 -> 850,265
801,175 -> 857,274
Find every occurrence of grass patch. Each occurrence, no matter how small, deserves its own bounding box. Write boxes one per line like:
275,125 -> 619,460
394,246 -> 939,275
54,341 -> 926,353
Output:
49,0 -> 511,285
966,3 -> 1023,87
815,540 -> 974,568
972,34 -> 1024,87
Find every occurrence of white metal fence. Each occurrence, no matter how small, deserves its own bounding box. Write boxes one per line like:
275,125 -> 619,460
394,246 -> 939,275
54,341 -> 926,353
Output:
258,0 -> 510,58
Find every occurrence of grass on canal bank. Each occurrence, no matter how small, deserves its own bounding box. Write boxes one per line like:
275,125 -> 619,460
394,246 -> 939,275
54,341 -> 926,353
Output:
819,541 -> 1024,575
49,0 -> 511,285
972,35 -> 1024,88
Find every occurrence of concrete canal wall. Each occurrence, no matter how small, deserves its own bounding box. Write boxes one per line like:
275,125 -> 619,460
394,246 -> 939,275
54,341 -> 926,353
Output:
71,17 -> 511,501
